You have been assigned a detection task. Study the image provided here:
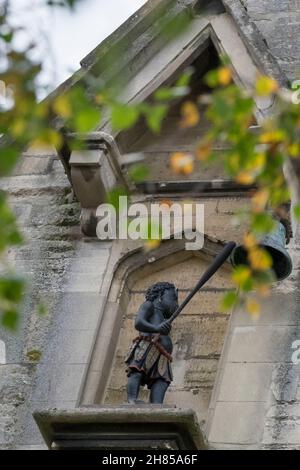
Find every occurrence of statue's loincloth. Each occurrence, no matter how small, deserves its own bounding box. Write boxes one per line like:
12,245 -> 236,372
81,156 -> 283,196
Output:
125,335 -> 173,388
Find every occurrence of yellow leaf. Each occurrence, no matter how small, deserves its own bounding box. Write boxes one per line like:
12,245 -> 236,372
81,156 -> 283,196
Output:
180,101 -> 200,128
236,171 -> 255,185
288,143 -> 299,158
31,129 -> 62,149
170,152 -> 194,175
217,67 -> 232,86
259,130 -> 285,144
247,153 -> 266,171
36,103 -> 48,118
195,143 -> 211,161
232,266 -> 251,285
228,153 -> 240,172
11,119 -> 26,137
252,189 -> 269,212
243,233 -> 257,250
53,95 -> 72,119
244,153 -> 266,173
273,174 -> 284,187
246,299 -> 261,317
255,75 -> 278,96
248,247 -> 272,271
144,239 -> 161,251
182,161 -> 194,175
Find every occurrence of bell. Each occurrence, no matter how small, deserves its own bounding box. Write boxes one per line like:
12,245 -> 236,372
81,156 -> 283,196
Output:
231,221 -> 293,281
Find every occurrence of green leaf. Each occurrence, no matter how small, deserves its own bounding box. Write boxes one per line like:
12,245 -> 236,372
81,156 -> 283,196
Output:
221,291 -> 238,311
1,31 -> 13,43
294,204 -> 300,220
251,213 -> 275,234
128,164 -> 149,182
176,68 -> 193,87
74,108 -> 101,133
148,219 -> 162,240
205,69 -> 219,88
144,104 -> 167,133
154,86 -> 189,102
0,275 -> 24,303
2,309 -> 18,331
240,278 -> 254,293
111,104 -> 139,131
0,196 -> 23,252
220,54 -> 231,66
106,186 -> 129,211
0,147 -> 20,176
254,270 -> 275,285
8,229 -> 23,246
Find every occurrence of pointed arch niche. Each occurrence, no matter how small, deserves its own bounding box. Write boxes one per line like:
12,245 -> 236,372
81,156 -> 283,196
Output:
80,237 -> 235,429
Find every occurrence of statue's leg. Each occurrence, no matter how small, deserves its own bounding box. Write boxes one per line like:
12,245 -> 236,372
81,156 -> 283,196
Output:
127,371 -> 143,403
149,379 -> 169,404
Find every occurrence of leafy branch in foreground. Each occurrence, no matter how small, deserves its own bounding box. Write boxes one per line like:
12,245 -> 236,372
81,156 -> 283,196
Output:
0,0 -> 192,329
1,0 -> 300,327
0,0 -> 87,330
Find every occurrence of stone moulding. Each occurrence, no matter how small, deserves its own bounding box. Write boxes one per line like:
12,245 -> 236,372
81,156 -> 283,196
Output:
33,406 -> 208,450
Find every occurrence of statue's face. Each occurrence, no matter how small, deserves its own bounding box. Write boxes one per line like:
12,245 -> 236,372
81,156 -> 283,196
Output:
160,288 -> 179,318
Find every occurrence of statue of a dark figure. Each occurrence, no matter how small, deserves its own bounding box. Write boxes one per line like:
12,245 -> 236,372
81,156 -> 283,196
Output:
125,282 -> 179,404
124,241 -> 238,405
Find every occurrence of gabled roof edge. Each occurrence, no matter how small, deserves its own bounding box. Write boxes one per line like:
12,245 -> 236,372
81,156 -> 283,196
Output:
221,0 -> 289,86
46,0 -> 289,104
80,0 -> 175,69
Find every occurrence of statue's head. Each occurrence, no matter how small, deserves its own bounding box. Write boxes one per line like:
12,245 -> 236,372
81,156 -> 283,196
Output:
145,282 -> 178,319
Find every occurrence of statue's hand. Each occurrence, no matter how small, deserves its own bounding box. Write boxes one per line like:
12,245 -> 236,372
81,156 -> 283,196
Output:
157,321 -> 172,335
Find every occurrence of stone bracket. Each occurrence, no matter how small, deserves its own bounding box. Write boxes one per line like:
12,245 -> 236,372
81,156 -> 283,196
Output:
68,132 -> 130,236
33,406 -> 208,450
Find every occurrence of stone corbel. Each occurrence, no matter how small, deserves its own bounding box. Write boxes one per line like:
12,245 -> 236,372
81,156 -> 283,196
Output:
69,132 -> 129,236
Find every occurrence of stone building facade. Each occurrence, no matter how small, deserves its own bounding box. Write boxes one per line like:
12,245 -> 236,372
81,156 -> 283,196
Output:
1,0 -> 300,449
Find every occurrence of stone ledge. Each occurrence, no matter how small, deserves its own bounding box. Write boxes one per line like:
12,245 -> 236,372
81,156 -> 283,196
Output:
33,406 -> 207,450
0,174 -> 70,196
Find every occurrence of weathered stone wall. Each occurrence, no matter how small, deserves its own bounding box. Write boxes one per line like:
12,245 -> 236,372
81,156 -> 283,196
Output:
0,149 -> 111,449
204,223 -> 300,450
243,0 -> 300,80
0,148 -> 75,449
207,281 -> 300,449
260,234 -> 300,449
1,0 -> 300,450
